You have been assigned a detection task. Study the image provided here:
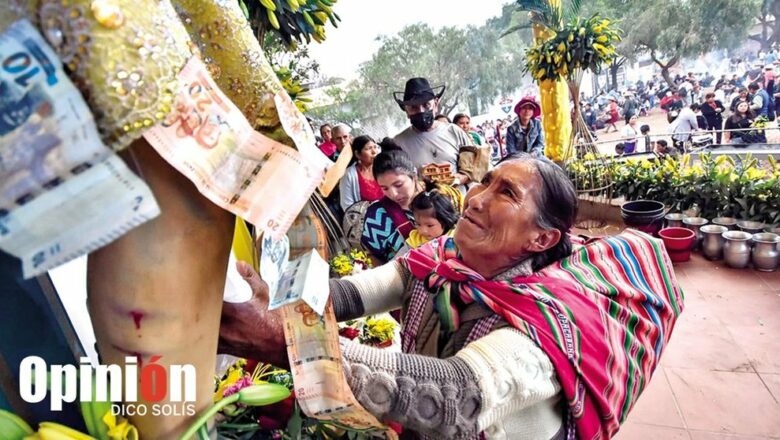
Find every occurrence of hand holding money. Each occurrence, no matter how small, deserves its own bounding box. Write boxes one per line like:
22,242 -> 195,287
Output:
218,260 -> 288,368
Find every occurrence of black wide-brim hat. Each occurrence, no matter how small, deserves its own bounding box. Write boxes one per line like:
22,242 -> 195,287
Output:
393,77 -> 446,110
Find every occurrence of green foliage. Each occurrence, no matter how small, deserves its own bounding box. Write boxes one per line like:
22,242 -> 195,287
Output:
597,0 -> 760,84
239,0 -> 341,48
525,14 -> 621,82
570,154 -> 780,225
312,21 -> 528,128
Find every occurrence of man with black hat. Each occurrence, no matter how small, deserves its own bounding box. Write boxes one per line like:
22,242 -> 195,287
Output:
393,77 -> 474,185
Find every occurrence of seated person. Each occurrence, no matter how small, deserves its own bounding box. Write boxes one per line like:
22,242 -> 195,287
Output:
654,139 -> 677,157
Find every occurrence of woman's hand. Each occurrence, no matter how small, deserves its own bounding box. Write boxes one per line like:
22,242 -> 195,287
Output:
218,261 -> 289,368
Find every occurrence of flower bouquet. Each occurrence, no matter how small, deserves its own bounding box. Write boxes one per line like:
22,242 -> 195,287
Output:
339,315 -> 398,349
329,249 -> 372,277
213,359 -> 388,439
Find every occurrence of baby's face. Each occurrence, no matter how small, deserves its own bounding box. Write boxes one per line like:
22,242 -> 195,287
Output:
414,210 -> 445,241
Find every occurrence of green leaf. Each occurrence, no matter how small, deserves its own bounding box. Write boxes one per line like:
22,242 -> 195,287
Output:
287,405 -> 303,440
238,0 -> 249,19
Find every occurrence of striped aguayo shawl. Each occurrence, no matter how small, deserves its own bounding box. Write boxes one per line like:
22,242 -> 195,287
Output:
401,229 -> 684,440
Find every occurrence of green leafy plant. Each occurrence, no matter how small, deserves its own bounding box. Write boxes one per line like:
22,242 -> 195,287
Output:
568,153 -> 780,225
524,14 -> 621,81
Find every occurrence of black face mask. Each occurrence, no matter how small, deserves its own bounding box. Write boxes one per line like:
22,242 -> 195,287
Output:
409,110 -> 434,131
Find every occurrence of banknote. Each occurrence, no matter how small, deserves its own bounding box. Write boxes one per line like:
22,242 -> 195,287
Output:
281,300 -> 392,435
0,20 -> 160,278
0,155 -> 160,278
0,20 -> 109,209
273,91 -> 332,172
268,248 -> 329,315
260,234 -> 290,297
143,57 -> 326,240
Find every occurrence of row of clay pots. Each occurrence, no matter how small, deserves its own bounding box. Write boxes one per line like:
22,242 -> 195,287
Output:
662,214 -> 779,271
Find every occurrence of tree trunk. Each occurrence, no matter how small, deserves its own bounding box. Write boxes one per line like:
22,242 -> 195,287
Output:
650,49 -> 679,88
610,65 -> 619,91
660,67 -> 674,89
761,14 -> 771,51
770,0 -> 780,47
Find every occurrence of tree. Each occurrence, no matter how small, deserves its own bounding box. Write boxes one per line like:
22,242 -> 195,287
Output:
339,22 -> 528,128
614,0 -> 760,87
752,0 -> 773,51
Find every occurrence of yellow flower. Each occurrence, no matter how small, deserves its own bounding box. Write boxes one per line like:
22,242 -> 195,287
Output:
746,167 -> 766,180
365,318 -> 396,342
214,360 -> 247,402
640,160 -> 653,169
583,152 -> 596,161
557,42 -> 566,53
596,35 -> 608,43
103,411 -> 139,440
714,155 -> 728,165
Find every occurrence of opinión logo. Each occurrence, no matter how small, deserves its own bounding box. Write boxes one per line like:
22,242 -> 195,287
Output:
19,356 -> 197,416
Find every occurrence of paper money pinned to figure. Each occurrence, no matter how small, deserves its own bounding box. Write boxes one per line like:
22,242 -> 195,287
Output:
0,20 -> 160,278
275,249 -> 393,437
144,57 -> 327,240
260,234 -> 290,298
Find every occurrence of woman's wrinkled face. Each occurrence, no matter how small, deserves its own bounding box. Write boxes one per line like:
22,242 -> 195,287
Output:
376,171 -> 417,209
356,141 -> 380,167
454,161 -> 558,274
413,208 -> 445,241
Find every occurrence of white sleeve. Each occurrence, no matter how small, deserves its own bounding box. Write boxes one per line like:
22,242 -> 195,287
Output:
455,327 -> 562,436
341,259 -> 408,315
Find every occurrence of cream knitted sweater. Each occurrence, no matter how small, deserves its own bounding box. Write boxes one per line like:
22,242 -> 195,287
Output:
332,260 -> 563,439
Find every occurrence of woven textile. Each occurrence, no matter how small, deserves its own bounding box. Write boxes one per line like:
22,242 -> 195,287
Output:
400,230 -> 684,440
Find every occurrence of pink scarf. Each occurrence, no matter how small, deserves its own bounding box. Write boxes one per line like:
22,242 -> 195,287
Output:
401,232 -> 683,439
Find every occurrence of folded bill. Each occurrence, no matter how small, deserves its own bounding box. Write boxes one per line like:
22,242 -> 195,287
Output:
274,248 -> 393,437
143,57 -> 327,240
268,248 -> 329,315
260,234 -> 290,298
0,20 -> 160,278
281,299 -> 392,435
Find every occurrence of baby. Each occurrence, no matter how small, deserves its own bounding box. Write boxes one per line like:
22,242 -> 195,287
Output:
405,180 -> 460,249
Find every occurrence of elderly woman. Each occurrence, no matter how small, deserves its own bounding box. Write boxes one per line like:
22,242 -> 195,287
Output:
339,135 -> 383,211
221,153 -> 682,439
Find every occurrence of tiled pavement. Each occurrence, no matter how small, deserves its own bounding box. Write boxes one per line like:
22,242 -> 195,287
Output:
615,253 -> 780,439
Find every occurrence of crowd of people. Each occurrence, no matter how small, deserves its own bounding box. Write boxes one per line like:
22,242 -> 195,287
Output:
310,77 -> 549,266
221,74 -> 683,440
581,52 -> 780,157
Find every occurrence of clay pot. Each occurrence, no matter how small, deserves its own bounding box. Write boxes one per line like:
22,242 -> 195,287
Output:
658,227 -> 696,262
